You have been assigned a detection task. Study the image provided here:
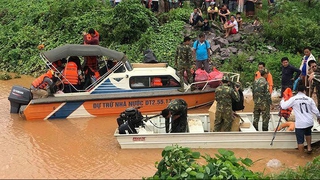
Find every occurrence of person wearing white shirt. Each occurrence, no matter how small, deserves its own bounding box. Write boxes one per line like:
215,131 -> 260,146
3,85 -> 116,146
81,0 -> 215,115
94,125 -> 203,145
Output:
223,15 -> 238,38
280,81 -> 320,154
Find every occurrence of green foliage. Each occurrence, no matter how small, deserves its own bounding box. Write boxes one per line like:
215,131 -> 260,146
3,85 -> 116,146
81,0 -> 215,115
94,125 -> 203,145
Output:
157,5 -> 192,25
167,6 -> 193,23
0,72 -> 12,80
103,0 -> 159,44
0,0 -> 109,75
146,145 -> 261,180
267,156 -> 320,179
263,0 -> 320,53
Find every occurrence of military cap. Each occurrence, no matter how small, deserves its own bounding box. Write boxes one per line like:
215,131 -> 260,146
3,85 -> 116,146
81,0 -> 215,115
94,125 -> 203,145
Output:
222,75 -> 230,82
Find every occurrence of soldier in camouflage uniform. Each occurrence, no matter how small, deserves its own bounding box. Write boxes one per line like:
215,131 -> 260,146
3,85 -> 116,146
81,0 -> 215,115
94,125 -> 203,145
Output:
161,99 -> 188,133
175,36 -> 193,92
214,75 -> 240,132
308,60 -> 320,111
252,68 -> 272,131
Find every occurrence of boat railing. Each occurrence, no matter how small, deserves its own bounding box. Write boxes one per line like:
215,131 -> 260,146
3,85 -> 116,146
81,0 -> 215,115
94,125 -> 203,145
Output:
184,72 -> 240,92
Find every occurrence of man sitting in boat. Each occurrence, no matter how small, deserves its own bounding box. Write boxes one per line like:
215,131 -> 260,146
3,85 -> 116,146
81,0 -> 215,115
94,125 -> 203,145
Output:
62,56 -> 83,93
30,70 -> 60,98
214,75 -> 240,132
161,99 -> 188,133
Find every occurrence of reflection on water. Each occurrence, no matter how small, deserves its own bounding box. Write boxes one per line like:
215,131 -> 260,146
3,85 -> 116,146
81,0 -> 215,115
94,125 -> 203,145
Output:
0,75 -> 316,179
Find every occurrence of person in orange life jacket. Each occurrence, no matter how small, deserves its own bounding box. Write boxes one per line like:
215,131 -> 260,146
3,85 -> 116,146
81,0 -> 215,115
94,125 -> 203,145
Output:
30,70 -> 58,98
83,28 -> 99,45
255,62 -> 273,94
83,28 -> 100,86
83,28 -> 100,71
62,56 -> 83,93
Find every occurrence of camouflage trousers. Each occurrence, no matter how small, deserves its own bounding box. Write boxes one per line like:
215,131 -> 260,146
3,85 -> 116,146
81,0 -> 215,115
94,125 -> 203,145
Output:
253,105 -> 270,131
214,110 -> 233,132
178,66 -> 193,89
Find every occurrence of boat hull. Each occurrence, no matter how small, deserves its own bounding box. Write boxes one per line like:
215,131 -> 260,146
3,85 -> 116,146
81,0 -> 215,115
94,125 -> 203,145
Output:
114,112 -> 320,149
23,91 -> 215,120
115,131 -> 320,149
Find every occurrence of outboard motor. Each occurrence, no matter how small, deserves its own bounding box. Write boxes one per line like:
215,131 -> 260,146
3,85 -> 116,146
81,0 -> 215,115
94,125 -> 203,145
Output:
117,107 -> 144,134
8,85 -> 32,113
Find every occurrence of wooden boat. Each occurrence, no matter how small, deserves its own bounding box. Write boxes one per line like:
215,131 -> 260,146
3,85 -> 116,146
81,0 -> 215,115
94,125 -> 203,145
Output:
8,44 -> 237,120
114,112 -> 320,149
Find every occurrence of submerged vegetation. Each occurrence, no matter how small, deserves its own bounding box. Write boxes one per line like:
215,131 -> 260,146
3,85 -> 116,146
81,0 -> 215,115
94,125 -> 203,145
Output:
145,145 -> 320,180
0,0 -> 319,87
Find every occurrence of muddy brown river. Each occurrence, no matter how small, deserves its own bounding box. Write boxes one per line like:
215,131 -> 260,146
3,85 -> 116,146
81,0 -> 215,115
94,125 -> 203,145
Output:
0,74 -> 318,179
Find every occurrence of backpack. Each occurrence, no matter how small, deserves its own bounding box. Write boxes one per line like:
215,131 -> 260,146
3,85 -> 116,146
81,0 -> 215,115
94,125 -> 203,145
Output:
195,40 -> 212,56
232,89 -> 245,111
143,49 -> 158,63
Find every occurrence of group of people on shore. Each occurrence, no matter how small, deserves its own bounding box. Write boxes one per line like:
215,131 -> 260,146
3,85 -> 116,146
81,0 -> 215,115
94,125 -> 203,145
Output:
31,28 -> 101,98
189,4 -> 243,38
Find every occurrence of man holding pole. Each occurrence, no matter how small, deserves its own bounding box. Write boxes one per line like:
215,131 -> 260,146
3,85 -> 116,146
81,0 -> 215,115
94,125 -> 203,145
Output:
280,80 -> 320,154
161,99 -> 188,133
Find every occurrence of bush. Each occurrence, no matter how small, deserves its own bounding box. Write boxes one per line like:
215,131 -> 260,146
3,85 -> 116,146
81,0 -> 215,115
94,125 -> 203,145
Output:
146,145 -> 262,179
109,20 -> 185,65
263,0 -> 320,53
102,0 -> 159,44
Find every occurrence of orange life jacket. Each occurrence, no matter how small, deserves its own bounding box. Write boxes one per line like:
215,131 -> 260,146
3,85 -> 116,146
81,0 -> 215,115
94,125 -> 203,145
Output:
31,71 -> 53,89
86,56 -> 98,71
63,62 -> 79,85
151,77 -> 163,87
279,88 -> 293,119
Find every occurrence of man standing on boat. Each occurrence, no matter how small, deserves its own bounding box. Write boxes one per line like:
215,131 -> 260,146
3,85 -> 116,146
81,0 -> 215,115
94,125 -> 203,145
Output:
192,33 -> 211,73
175,36 -> 193,92
161,99 -> 188,133
255,62 -> 273,94
83,28 -> 100,88
214,75 -> 240,132
252,68 -> 272,131
280,80 -> 320,154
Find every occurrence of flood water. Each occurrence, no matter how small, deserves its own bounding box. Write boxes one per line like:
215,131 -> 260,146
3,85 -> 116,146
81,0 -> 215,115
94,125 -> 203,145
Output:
0,74 -> 318,179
